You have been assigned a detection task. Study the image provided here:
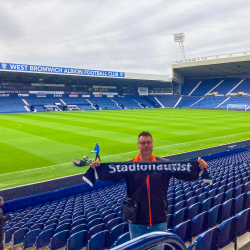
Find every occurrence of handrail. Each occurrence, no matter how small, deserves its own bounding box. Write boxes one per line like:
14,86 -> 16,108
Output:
111,231 -> 187,250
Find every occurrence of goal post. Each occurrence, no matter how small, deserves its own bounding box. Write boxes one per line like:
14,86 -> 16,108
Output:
227,104 -> 248,111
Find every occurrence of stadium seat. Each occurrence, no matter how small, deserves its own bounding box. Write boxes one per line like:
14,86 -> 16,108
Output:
173,220 -> 192,243
213,193 -> 225,206
35,228 -> 54,249
88,223 -> 106,239
23,229 -> 42,249
217,216 -> 237,249
87,230 -> 109,250
111,232 -> 130,248
188,202 -> 201,220
48,230 -> 70,250
187,227 -> 219,250
106,217 -> 122,231
70,224 -> 87,235
108,223 -> 129,247
235,193 -> 247,214
65,230 -> 88,250
4,227 -> 20,244
191,211 -> 209,237
208,204 -> 222,228
173,207 -> 188,227
12,227 -> 29,245
202,197 -> 214,212
54,223 -> 71,234
222,199 -> 236,221
237,208 -> 250,237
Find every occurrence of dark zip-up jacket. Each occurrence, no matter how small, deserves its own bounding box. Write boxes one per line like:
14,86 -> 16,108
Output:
0,205 -> 11,231
83,154 -> 202,226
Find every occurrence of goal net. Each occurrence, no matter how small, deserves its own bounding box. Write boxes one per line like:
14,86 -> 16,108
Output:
227,104 -> 248,111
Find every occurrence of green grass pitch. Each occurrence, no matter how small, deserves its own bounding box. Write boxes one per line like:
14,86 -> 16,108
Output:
0,108 -> 249,190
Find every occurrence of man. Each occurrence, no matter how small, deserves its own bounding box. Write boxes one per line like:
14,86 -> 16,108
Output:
88,131 -> 208,250
93,142 -> 100,161
0,197 -> 12,250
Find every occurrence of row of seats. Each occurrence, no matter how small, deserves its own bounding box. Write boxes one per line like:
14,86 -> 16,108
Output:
4,150 -> 250,249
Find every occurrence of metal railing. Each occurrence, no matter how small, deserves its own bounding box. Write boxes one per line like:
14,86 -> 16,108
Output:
174,51 -> 250,64
111,232 -> 187,250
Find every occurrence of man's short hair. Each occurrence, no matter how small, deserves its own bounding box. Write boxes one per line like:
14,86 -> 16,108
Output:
138,131 -> 153,141
0,196 -> 3,201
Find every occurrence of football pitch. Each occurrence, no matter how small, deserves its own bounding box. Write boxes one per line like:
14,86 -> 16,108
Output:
0,108 -> 249,190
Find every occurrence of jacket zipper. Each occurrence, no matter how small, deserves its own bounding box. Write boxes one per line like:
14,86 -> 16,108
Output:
146,175 -> 152,226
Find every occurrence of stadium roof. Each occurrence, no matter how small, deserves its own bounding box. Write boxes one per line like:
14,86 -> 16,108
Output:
172,55 -> 250,79
0,62 -> 171,87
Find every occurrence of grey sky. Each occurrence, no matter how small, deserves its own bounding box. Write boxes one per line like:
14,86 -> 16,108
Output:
0,0 -> 250,76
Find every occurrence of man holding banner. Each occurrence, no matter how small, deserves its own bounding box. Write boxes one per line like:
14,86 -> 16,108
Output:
83,131 -> 208,250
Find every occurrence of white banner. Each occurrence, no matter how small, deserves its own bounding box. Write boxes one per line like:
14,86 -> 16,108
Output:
138,87 -> 148,96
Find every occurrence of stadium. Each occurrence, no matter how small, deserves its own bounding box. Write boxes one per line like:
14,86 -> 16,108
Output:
1,2 -> 250,250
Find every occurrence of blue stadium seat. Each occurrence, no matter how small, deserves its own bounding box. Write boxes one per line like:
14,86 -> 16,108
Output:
48,230 -> 70,250
54,223 -> 71,235
12,228 -> 29,245
237,208 -> 250,237
202,197 -> 214,212
188,202 -> 201,220
192,211 -> 209,237
173,207 -> 188,227
88,218 -> 104,229
187,227 -> 219,250
222,199 -> 236,221
70,224 -> 87,236
111,232 -> 130,248
213,193 -> 225,206
71,218 -> 86,228
23,229 -> 42,249
35,228 -> 54,249
235,193 -> 247,214
217,216 -> 237,249
186,197 -> 198,207
108,223 -> 129,248
104,213 -> 117,224
88,224 -> 106,239
65,230 -> 88,250
106,217 -> 122,231
208,204 -> 222,228
173,220 -> 192,243
87,230 -> 109,250
174,200 -> 187,212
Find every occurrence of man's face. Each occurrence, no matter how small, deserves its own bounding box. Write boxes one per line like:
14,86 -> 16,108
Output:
137,136 -> 154,156
0,200 -> 4,206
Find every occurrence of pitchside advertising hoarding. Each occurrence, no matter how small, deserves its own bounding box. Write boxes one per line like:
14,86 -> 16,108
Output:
0,62 -> 125,78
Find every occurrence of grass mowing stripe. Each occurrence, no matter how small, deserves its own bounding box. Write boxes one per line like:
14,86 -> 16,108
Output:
1,108 -> 250,189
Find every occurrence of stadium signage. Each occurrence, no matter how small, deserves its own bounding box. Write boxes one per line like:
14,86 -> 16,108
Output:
108,162 -> 192,173
0,62 -> 125,78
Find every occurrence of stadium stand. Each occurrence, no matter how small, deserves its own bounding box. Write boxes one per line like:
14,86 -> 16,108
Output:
212,78 -> 242,95
181,79 -> 201,96
112,96 -> 141,109
87,97 -> 121,110
218,96 -> 250,109
191,96 -> 228,108
3,148 -> 250,250
151,95 -> 180,107
176,96 -> 201,108
233,78 -> 250,93
191,79 -> 221,96
0,96 -> 27,113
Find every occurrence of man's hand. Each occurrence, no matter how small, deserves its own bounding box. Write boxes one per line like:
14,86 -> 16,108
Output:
90,160 -> 100,168
198,157 -> 208,169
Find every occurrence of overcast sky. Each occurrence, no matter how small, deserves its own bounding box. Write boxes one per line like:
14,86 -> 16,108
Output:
0,0 -> 250,76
